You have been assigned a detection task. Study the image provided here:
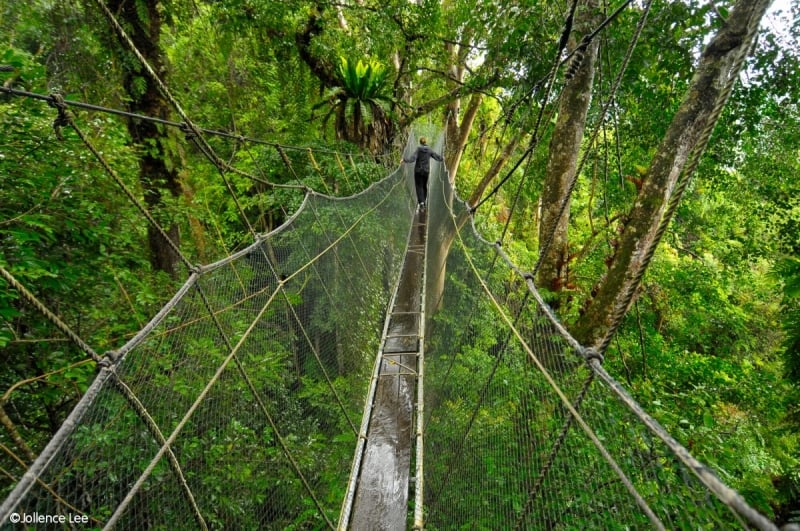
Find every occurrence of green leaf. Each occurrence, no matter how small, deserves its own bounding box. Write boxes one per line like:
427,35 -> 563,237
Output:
703,410 -> 715,428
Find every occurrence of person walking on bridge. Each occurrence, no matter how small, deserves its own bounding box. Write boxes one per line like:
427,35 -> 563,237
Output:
403,136 -> 443,210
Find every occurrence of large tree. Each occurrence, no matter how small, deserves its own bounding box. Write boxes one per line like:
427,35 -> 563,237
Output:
536,0 -> 604,295
105,0 -> 184,278
571,0 -> 774,348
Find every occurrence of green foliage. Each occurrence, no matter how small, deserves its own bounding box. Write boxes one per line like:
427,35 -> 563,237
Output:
314,56 -> 396,154
336,57 -> 390,102
2,0 -> 800,525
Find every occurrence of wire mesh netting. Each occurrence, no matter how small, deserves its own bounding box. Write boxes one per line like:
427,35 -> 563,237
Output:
420,165 -> 770,530
1,128 -> 778,531
1,167 -> 416,529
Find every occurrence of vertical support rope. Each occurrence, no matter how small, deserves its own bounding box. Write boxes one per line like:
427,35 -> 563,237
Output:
513,372 -> 594,530
49,97 -> 195,271
533,0 -> 653,275
192,282 -> 337,529
453,225 -> 666,529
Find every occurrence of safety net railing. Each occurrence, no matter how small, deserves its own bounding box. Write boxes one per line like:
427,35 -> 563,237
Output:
419,161 -> 777,530
1,161 -> 416,529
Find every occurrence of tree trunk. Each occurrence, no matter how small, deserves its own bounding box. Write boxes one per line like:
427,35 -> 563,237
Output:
446,92 -> 483,182
572,0 -> 772,348
537,0 -> 602,295
467,130 -> 525,206
107,0 -> 183,278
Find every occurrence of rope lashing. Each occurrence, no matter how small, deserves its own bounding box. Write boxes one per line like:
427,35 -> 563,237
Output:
47,93 -> 70,140
564,35 -> 592,81
179,121 -> 198,140
582,346 -> 604,364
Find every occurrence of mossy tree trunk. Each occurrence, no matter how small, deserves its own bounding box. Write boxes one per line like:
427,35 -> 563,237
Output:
107,0 -> 184,278
536,0 -> 603,296
572,0 -> 773,348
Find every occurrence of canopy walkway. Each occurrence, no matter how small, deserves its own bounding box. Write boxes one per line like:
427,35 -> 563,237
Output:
0,0 -> 785,522
0,120 -> 781,528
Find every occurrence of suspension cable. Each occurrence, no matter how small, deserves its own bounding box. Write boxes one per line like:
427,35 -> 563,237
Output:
471,0 -> 579,213
472,0 -> 638,213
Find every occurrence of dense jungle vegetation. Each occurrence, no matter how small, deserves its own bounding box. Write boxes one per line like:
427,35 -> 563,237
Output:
1,0 -> 799,525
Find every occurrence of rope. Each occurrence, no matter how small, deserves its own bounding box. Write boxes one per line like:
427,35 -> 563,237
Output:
468,0 -> 636,200
302,151 -> 384,301
0,264 -> 103,364
192,282 -> 338,524
451,210 -> 665,529
46,94 -> 196,272
472,0 -> 641,215
479,134 -> 773,528
0,405 -> 35,463
102,286 -> 298,529
108,375 -> 208,529
1,253 -> 205,526
470,0 -> 578,213
96,186 -> 399,525
268,271 -> 360,436
560,0 -> 636,73
589,359 -> 779,530
92,0 -> 262,217
513,372 -> 595,530
0,107 -> 400,527
245,148 -> 374,438
0,445 -> 102,527
0,367 -> 114,523
0,86 -> 332,191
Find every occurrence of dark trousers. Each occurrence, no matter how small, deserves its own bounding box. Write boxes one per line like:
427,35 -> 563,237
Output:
414,170 -> 428,204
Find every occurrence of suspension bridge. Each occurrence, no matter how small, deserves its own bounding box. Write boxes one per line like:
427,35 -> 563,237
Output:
0,0 -> 788,528
0,112 -> 782,528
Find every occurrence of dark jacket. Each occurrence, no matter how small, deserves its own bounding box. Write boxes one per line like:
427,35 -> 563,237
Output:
405,145 -> 443,173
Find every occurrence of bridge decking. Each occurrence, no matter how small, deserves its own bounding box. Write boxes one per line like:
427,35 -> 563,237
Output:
348,207 -> 426,530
